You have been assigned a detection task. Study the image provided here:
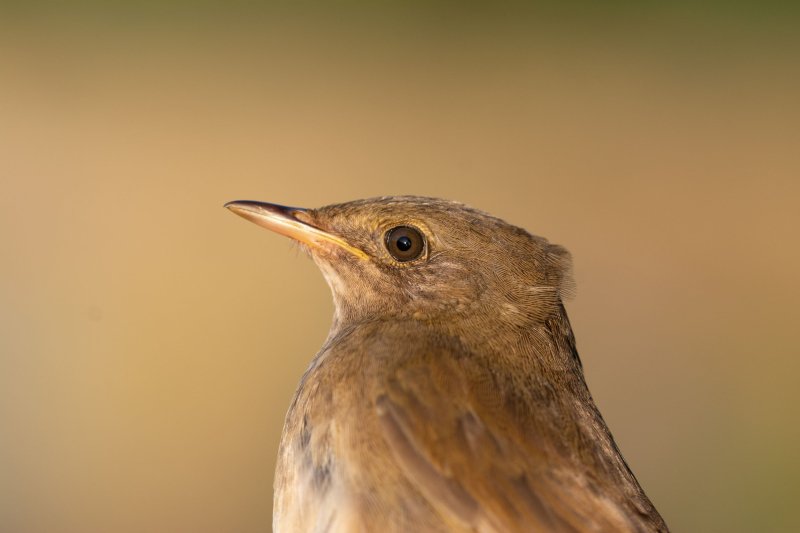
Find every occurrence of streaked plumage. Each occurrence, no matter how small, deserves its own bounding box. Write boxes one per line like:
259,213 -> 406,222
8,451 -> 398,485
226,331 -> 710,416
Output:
226,196 -> 668,533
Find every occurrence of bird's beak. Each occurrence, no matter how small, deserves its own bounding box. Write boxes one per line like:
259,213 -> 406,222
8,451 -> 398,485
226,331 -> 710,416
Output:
225,200 -> 368,259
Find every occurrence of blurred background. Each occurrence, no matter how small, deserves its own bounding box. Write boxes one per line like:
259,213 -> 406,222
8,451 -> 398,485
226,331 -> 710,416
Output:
1,2 -> 798,532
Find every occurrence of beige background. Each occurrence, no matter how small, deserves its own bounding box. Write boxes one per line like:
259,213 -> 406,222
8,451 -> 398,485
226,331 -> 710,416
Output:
1,4 -> 798,532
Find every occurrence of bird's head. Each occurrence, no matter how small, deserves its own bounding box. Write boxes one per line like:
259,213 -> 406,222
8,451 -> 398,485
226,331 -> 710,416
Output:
226,196 -> 572,329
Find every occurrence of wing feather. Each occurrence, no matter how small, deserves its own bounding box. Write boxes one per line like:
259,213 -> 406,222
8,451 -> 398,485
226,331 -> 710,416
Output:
375,349 -> 640,533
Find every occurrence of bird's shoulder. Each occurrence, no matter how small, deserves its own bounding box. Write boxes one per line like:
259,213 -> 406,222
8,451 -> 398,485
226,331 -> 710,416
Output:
285,320 -> 665,533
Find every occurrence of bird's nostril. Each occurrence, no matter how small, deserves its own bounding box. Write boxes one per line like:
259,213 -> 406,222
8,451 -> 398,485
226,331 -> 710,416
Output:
292,209 -> 314,225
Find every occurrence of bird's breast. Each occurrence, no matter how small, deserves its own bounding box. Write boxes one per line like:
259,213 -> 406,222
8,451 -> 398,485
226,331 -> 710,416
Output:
272,337 -> 376,533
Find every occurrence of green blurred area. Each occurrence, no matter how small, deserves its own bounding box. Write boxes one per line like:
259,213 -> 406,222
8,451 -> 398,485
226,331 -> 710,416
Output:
0,2 -> 798,533
2,0 -> 800,30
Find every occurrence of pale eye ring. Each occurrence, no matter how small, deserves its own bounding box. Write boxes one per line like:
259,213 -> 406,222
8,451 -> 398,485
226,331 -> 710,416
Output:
385,226 -> 425,262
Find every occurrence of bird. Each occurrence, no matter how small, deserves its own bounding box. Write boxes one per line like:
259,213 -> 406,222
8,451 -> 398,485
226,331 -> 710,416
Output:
225,196 -> 669,533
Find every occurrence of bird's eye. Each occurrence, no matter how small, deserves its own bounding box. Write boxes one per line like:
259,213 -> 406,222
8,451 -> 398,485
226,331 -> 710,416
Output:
385,226 -> 425,262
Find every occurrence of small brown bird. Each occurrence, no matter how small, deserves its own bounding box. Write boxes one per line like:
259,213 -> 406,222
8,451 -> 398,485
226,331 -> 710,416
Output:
226,196 -> 668,533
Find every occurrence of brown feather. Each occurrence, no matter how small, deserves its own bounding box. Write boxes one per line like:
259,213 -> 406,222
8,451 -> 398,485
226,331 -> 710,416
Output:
246,196 -> 670,533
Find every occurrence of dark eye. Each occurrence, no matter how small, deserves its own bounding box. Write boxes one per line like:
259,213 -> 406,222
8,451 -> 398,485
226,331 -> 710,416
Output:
385,226 -> 425,262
